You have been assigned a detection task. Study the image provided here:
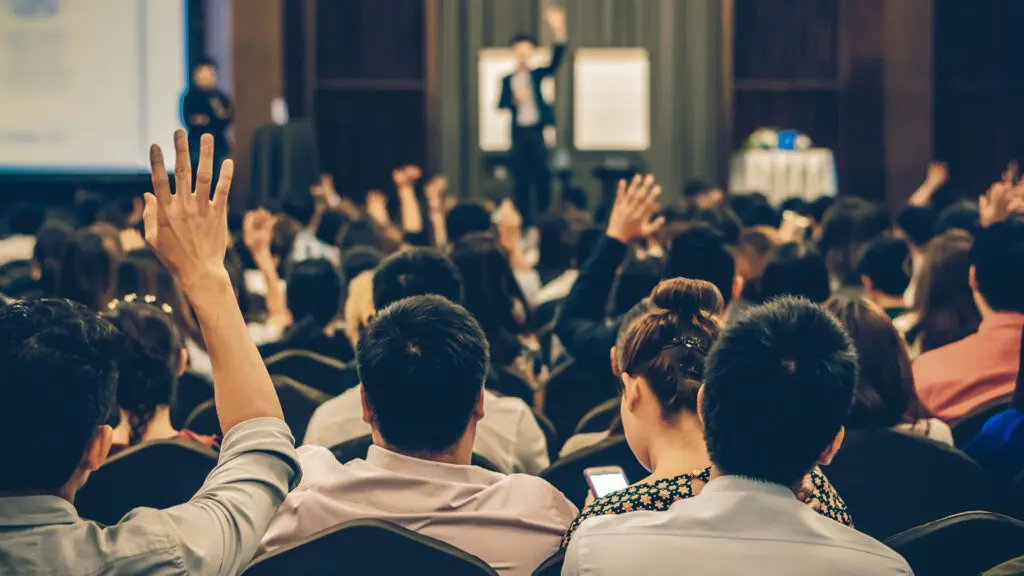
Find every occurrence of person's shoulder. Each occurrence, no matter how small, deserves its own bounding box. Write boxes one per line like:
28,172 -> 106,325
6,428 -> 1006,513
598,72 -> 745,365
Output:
571,507 -> 665,541
497,473 -> 578,514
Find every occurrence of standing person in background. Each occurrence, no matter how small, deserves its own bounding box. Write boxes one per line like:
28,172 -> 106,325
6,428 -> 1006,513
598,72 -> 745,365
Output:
181,57 -> 233,173
499,6 -> 568,226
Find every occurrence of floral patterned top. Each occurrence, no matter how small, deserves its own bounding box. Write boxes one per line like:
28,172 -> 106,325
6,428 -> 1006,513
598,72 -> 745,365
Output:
561,466 -> 852,548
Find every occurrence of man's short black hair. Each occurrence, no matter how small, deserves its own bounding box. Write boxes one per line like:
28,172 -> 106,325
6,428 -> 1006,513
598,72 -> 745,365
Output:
664,224 -> 736,306
896,205 -> 938,248
0,299 -> 119,492
373,248 -> 464,309
934,201 -> 980,237
194,56 -> 218,69
702,297 -> 857,486
8,203 -> 46,236
509,33 -> 538,47
446,202 -> 493,245
857,237 -> 911,297
358,295 -> 489,455
971,217 -> 1024,313
759,242 -> 831,303
287,258 -> 343,326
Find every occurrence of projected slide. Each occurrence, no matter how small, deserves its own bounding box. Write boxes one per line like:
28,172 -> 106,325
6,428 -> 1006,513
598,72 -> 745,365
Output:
0,0 -> 186,173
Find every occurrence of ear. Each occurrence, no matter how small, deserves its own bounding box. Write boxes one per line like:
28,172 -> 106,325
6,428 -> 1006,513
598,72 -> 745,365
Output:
609,346 -> 621,376
360,385 -> 376,426
696,384 -> 706,426
177,348 -> 188,377
731,275 -> 744,304
816,426 -> 845,467
621,372 -> 643,412
472,388 -> 486,422
85,425 -> 114,472
860,275 -> 874,293
969,265 -> 978,292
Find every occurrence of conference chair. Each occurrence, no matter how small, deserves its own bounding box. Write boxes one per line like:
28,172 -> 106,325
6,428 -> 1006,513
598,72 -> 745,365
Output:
185,376 -> 329,445
574,397 -> 620,435
533,409 -> 561,462
823,427 -> 994,540
265,349 -> 360,397
542,360 -> 619,443
489,366 -> 535,407
533,551 -> 565,576
983,554 -> 1024,576
77,439 -> 218,526
170,370 -> 213,429
330,434 -> 503,473
539,435 -> 647,508
953,400 -> 1015,447
885,512 -> 1024,576
244,519 -> 498,575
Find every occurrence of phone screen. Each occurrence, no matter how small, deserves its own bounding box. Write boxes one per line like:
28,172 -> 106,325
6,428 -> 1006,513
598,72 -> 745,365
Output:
588,472 -> 629,498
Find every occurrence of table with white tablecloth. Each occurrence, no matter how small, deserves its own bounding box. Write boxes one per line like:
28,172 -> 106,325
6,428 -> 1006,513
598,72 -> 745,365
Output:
728,149 -> 838,206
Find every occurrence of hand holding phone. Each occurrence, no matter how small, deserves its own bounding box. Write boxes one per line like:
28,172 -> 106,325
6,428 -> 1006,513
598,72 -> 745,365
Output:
584,466 -> 630,498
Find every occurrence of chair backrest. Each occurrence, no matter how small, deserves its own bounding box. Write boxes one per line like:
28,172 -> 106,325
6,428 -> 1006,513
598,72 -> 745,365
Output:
539,435 -> 647,508
185,376 -> 329,444
170,370 -> 213,429
542,360 -> 619,442
823,427 -> 995,540
533,410 -> 561,462
885,512 -> 1024,576
330,434 -> 503,472
490,367 -> 535,407
266,349 -> 360,397
953,400 -> 1015,447
574,397 -> 620,435
532,550 -> 565,576
244,518 -> 498,575
77,440 -> 217,525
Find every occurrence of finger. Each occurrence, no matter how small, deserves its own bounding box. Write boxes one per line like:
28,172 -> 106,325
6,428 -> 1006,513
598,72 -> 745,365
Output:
195,134 -> 215,205
644,215 -> 666,236
639,174 -> 656,198
638,184 -> 663,215
627,173 -> 643,197
212,159 -> 234,213
614,179 -> 627,203
142,193 -> 159,246
149,144 -> 172,207
172,129 -> 192,198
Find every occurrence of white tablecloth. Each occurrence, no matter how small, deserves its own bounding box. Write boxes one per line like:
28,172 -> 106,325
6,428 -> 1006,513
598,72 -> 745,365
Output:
729,149 -> 838,206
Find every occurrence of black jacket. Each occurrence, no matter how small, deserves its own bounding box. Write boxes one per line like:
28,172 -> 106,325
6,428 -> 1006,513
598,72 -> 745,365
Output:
498,43 -> 568,129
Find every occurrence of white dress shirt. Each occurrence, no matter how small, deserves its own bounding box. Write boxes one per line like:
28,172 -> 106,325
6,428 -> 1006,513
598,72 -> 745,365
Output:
512,69 -> 540,127
261,445 -> 577,575
304,385 -> 550,475
0,234 -> 35,266
564,475 -> 912,576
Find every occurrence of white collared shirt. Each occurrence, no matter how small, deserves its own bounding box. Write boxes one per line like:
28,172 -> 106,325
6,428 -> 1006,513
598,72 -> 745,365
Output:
303,385 -> 550,475
512,69 -> 540,127
260,445 -> 577,575
564,475 -> 912,576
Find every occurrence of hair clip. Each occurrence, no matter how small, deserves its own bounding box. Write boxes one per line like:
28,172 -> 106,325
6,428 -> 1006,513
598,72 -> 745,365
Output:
667,335 -> 707,355
107,293 -> 175,316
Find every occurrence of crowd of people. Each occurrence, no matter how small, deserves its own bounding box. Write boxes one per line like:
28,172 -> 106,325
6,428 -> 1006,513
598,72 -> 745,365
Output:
1,129 -> 1023,575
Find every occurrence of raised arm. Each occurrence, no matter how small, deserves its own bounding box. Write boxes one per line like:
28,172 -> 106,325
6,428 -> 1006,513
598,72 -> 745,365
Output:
243,209 -> 292,331
907,161 -> 948,207
394,165 -> 426,237
538,6 -> 568,76
145,130 -> 284,432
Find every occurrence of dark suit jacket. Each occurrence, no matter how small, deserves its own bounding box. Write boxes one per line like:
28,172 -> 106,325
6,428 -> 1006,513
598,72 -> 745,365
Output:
499,43 -> 568,130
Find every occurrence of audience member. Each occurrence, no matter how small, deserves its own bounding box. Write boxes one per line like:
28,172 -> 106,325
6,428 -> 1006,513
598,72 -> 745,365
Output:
0,132 -> 299,575
343,269 -> 375,348
446,201 -> 493,245
0,202 -> 45,265
663,224 -> 741,308
902,229 -> 981,356
915,218 -> 1024,421
563,298 -> 911,575
758,242 -> 831,304
857,237 -> 912,319
896,204 -> 938,305
563,281 -> 853,547
261,295 -> 576,574
818,198 -> 889,289
15,220 -> 73,299
304,248 -> 550,474
934,200 -> 981,237
825,295 -> 953,445
102,296 -> 217,453
733,227 -> 776,302
56,227 -> 123,310
340,245 -> 385,284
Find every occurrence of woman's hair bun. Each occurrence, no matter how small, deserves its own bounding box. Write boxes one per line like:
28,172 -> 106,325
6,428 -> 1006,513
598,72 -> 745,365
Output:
650,277 -> 724,321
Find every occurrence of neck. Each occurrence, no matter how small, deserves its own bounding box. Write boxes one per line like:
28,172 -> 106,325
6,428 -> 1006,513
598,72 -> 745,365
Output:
644,414 -> 710,481
974,291 -> 996,320
375,427 -> 476,467
139,405 -> 178,443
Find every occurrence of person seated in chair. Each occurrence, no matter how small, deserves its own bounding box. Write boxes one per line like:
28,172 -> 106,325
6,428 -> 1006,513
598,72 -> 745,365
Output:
857,237 -> 913,320
261,295 -> 577,575
0,131 -> 300,575
304,247 -> 550,475
563,297 -> 912,575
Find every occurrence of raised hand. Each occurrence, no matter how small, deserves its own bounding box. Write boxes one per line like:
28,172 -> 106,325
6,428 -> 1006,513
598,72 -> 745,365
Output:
392,165 -> 422,190
144,130 -> 233,291
545,6 -> 567,36
606,174 -> 664,244
1003,161 -> 1019,185
925,161 -> 949,188
980,180 -> 1024,227
424,175 -> 449,210
243,208 -> 278,259
365,189 -> 391,225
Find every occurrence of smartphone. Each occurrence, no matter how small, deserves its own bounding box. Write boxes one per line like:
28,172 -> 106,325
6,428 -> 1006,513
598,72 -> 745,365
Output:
584,466 -> 630,498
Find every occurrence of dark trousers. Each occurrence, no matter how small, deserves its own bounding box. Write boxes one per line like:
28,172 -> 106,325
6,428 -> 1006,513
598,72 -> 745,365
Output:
511,124 -> 551,226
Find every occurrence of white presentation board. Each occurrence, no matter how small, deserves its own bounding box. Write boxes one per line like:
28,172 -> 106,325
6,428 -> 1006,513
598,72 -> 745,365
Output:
573,48 -> 650,151
478,48 -> 554,152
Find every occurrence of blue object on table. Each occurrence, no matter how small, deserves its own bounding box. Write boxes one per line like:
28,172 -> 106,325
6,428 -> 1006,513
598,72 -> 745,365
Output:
777,130 -> 798,151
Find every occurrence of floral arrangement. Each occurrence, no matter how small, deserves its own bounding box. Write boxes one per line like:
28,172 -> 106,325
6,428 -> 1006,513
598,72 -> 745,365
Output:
743,127 -> 813,151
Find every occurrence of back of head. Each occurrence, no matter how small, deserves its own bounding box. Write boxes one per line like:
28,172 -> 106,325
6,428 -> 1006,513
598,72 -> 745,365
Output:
537,215 -> 576,278
339,220 -> 385,255
819,198 -> 889,287
287,258 -> 343,328
911,229 -> 980,352
341,246 -> 385,283
611,252 -> 662,318
825,296 -> 920,429
857,237 -> 912,297
618,278 -> 723,420
102,298 -> 183,444
0,299 -> 118,492
445,202 -> 493,245
271,215 -> 302,265
8,203 -> 46,236
731,194 -> 781,229
32,221 -> 73,295
317,210 -> 351,247
56,229 -> 120,310
358,295 -> 489,455
450,231 -> 530,337
115,249 -> 199,343
664,224 -> 736,306
702,297 -> 857,486
897,205 -> 938,249
373,248 -> 464,309
971,217 -> 1024,314
934,201 -> 981,237
734,228 -> 777,298
759,242 -> 831,304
